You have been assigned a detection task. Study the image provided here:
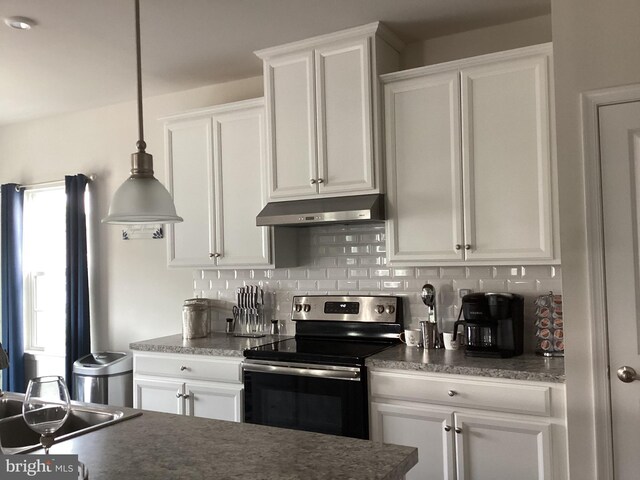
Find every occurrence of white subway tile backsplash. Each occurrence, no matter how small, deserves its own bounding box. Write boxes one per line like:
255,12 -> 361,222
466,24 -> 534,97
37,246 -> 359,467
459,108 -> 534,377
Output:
493,266 -> 522,279
349,268 -> 369,278
277,280 -> 298,290
194,279 -> 210,291
465,267 -> 492,279
358,280 -> 381,291
318,280 -> 338,291
479,279 -> 508,291
218,270 -> 236,280
393,268 -> 415,278
338,280 -> 358,290
315,257 -> 338,267
337,257 -> 359,267
371,268 -> 391,277
360,256 -> 384,266
440,267 -> 466,279
326,268 -> 348,279
416,267 -> 440,278
507,279 -> 537,293
288,269 -> 307,280
297,280 -> 316,291
521,266 -> 554,279
194,225 -> 562,335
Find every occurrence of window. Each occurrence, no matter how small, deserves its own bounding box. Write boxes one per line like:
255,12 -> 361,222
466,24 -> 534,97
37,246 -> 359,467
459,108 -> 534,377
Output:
22,185 -> 67,354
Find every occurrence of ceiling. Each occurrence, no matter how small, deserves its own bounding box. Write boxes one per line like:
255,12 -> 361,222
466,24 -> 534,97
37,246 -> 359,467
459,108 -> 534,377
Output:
0,0 -> 550,126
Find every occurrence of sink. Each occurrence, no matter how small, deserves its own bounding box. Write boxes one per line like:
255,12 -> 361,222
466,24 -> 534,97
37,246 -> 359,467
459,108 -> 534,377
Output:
0,397 -> 23,419
0,393 -> 141,454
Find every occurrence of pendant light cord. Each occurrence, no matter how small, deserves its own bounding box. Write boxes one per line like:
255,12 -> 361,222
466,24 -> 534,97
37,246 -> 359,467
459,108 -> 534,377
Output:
135,0 -> 146,152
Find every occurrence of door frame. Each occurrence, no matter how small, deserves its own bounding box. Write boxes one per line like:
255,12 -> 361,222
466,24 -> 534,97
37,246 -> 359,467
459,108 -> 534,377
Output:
581,83 -> 640,480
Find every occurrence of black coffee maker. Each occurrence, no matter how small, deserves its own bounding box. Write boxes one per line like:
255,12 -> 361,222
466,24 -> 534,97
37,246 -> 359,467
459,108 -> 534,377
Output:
453,292 -> 524,358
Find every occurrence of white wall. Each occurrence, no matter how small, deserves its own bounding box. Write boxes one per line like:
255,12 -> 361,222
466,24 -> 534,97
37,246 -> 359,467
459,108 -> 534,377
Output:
551,1 -> 640,478
0,76 -> 263,352
402,15 -> 551,69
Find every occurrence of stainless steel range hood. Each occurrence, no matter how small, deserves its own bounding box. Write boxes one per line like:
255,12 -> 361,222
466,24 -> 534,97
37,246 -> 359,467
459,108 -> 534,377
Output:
256,194 -> 385,227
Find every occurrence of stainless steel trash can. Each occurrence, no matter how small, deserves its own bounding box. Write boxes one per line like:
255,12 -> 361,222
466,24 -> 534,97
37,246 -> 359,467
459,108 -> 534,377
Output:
73,352 -> 133,407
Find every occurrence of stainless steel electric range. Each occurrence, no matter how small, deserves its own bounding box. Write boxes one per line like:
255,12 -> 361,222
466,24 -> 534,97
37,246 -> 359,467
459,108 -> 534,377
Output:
243,295 -> 403,439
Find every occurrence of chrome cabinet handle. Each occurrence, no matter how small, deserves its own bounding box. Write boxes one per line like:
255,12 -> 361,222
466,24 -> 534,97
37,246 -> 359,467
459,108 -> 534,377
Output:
176,392 -> 183,398
447,390 -> 457,397
465,244 -> 471,250
455,427 -> 462,434
317,178 -> 324,184
182,393 -> 190,399
617,366 -> 637,383
310,179 -> 317,184
444,425 -> 451,432
455,244 -> 462,250
180,365 -> 188,371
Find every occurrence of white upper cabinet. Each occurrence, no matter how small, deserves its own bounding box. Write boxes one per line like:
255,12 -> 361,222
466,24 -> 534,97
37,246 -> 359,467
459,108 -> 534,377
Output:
256,22 -> 403,201
383,44 -> 558,265
164,98 -> 271,268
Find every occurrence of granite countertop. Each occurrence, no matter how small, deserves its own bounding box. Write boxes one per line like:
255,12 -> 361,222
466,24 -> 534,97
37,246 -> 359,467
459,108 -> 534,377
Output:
48,410 -> 417,480
367,345 -> 565,383
129,332 -> 290,357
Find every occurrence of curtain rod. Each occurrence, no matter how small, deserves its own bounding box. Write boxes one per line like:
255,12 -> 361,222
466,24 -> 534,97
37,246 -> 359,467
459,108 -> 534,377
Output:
15,174 -> 96,192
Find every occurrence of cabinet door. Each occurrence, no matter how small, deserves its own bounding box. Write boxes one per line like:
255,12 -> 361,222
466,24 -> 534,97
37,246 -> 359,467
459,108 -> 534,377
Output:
264,51 -> 318,199
454,412 -> 552,480
184,381 -> 243,422
384,71 -> 464,262
461,54 -> 554,260
133,377 -> 184,415
166,117 -> 215,267
315,38 -> 375,194
370,402 -> 455,480
212,106 -> 271,267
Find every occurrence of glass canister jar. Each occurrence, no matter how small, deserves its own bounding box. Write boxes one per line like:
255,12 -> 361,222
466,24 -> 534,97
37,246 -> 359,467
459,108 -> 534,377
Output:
182,298 -> 210,339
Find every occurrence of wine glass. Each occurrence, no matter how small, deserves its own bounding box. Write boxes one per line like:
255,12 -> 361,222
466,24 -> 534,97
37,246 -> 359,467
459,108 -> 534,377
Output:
22,376 -> 71,454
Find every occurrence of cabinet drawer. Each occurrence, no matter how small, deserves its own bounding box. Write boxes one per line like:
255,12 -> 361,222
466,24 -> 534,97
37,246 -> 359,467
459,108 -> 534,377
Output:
134,353 -> 242,384
370,371 -> 551,416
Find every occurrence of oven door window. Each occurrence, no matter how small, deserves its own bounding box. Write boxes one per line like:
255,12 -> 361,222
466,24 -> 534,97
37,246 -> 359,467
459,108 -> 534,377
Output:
244,369 -> 367,439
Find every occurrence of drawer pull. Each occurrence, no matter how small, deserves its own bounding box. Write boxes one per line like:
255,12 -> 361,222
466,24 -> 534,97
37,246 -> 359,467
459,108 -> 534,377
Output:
182,393 -> 190,400
455,427 -> 462,434
447,390 -> 457,397
176,392 -> 183,398
180,365 -> 188,371
444,425 -> 451,432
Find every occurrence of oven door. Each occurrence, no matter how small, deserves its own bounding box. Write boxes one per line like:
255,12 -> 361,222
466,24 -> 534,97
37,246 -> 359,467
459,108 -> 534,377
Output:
243,360 -> 368,439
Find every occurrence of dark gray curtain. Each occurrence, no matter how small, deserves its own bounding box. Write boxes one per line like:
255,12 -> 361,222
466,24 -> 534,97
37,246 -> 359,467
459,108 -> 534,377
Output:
65,175 -> 91,394
1,184 -> 25,393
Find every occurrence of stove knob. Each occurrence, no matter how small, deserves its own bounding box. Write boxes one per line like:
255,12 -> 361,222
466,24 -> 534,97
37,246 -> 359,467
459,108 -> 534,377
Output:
295,304 -> 303,313
375,305 -> 385,314
303,304 -> 311,313
386,305 -> 396,314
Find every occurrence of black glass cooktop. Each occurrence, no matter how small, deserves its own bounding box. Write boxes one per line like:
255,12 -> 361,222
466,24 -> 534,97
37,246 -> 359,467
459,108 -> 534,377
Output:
244,337 -> 397,367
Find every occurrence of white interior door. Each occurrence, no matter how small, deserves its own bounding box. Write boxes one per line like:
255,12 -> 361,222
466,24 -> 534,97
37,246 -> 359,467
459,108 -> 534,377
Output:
599,99 -> 640,479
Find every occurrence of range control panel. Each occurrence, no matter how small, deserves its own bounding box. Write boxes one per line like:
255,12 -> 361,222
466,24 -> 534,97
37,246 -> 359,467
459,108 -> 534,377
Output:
291,295 -> 401,323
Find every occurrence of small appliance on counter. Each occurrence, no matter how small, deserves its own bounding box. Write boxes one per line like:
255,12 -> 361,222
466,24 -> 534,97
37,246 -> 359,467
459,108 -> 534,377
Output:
453,292 -> 524,358
534,292 -> 564,356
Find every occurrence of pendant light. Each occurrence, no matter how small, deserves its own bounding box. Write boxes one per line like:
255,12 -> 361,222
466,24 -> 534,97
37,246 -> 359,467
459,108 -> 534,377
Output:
103,0 -> 183,225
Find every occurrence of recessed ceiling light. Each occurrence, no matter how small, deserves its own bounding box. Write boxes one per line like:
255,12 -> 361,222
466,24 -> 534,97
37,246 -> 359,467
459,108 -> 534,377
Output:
4,16 -> 36,30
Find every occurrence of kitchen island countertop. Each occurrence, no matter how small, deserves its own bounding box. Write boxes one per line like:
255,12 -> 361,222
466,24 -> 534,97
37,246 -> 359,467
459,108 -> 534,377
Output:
129,332 -> 289,356
367,344 -> 565,383
48,409 -> 417,480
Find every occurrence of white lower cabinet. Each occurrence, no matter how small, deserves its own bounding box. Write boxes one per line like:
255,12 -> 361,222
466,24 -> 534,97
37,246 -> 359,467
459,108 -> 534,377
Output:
133,352 -> 243,422
369,369 -> 567,480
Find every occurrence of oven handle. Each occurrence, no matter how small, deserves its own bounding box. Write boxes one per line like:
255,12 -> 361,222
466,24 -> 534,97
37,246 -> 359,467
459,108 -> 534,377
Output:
243,361 -> 361,382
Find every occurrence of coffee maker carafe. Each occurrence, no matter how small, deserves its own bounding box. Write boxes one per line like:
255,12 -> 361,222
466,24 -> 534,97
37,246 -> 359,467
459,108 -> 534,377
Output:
453,292 -> 524,358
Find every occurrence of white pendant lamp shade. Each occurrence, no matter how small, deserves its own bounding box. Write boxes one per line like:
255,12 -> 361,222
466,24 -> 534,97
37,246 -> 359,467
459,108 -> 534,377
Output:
102,0 -> 182,226
103,175 -> 183,225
